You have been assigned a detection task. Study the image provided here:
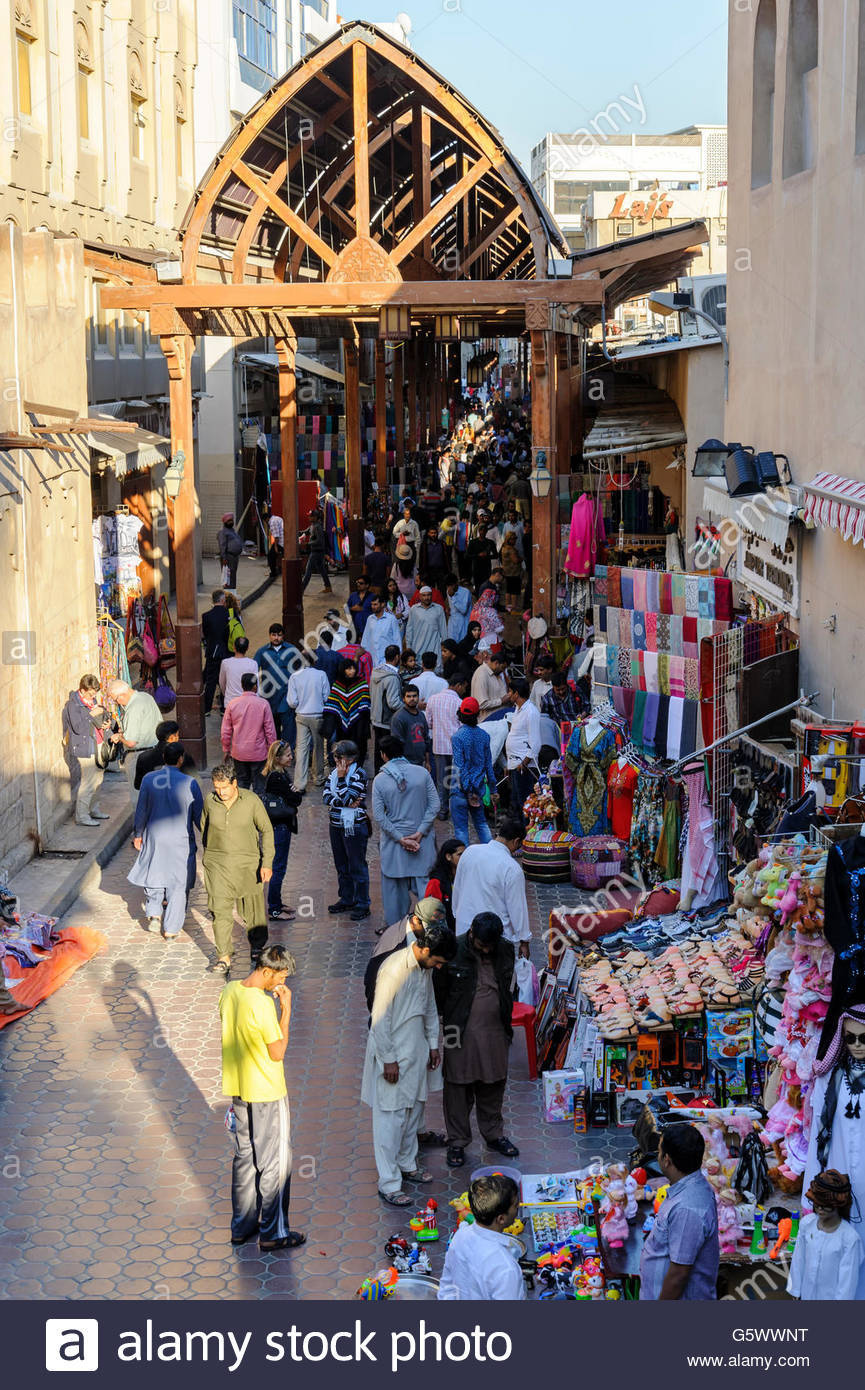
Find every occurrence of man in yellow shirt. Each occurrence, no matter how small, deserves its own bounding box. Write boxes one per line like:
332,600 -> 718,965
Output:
219,944 -> 306,1253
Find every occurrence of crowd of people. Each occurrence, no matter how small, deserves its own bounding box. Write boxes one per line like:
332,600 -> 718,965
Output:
59,392 -> 739,1296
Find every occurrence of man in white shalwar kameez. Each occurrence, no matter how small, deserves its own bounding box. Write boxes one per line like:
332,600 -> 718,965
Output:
362,920 -> 457,1205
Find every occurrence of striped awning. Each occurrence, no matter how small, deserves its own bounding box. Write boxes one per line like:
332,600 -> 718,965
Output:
803,471 -> 865,546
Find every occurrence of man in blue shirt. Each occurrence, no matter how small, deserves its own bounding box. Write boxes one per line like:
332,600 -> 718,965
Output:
347,575 -> 373,640
640,1122 -> 720,1300
450,697 -> 497,846
255,623 -> 302,747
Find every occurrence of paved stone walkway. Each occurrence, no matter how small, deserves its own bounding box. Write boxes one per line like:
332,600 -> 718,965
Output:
0,580 -> 630,1301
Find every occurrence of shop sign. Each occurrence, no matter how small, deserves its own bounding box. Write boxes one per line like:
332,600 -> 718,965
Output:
736,527 -> 800,617
609,191 -> 674,223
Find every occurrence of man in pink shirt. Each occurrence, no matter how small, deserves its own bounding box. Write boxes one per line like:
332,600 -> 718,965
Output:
221,672 -> 276,794
425,669 -> 470,820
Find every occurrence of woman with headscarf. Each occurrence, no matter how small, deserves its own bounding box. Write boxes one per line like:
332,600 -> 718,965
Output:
456,620 -> 483,670
470,589 -> 504,645
803,1003 -> 865,1298
321,657 -> 371,768
392,538 -> 418,598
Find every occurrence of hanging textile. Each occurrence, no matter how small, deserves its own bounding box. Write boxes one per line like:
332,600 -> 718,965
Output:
629,773 -> 666,887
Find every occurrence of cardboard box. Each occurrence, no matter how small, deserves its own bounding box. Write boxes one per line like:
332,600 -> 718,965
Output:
542,1069 -> 586,1122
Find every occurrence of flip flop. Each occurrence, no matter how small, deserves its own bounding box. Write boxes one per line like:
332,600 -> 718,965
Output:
378,1189 -> 413,1206
401,1169 -> 434,1184
269,908 -> 296,921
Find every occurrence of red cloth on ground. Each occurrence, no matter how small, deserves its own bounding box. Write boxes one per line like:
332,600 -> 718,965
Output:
0,925 -> 107,1028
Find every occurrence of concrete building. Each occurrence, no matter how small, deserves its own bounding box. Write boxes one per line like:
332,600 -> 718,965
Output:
531,124 -> 727,252
725,0 -> 865,720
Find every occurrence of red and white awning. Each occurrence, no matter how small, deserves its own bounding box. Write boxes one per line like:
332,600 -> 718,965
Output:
803,471 -> 865,546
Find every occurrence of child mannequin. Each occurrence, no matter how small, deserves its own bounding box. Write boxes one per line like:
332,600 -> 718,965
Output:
787,1168 -> 863,1300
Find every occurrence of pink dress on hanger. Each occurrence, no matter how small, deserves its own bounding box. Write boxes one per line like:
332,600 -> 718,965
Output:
565,494 -> 605,578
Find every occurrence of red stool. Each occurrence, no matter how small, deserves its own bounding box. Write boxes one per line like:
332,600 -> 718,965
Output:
511,1002 -> 538,1080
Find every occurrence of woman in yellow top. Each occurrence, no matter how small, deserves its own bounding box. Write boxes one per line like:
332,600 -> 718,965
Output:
218,944 -> 306,1253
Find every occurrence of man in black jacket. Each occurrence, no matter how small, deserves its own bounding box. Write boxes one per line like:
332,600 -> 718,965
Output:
218,514 -> 243,588
302,508 -> 333,593
201,590 -> 230,716
434,911 -> 520,1169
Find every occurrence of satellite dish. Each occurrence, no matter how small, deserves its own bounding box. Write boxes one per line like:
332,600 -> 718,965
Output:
396,11 -> 412,34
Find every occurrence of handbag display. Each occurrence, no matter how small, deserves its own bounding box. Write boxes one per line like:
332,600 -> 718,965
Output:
158,596 -> 176,668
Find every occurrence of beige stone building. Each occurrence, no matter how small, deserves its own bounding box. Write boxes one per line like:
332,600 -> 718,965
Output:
1,0 -> 201,600
726,0 -> 865,720
0,227 -> 96,873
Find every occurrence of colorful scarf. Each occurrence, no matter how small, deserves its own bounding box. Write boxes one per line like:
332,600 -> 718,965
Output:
323,678 -> 371,731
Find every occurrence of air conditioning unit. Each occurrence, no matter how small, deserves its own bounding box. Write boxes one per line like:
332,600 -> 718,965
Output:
678,274 -> 726,340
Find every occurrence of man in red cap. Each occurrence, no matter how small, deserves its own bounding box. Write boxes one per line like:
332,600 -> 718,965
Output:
218,514 -> 244,589
450,696 -> 497,845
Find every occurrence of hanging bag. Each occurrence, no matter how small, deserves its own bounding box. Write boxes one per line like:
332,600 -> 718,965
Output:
158,596 -> 177,668
125,598 -> 146,666
140,609 -> 159,669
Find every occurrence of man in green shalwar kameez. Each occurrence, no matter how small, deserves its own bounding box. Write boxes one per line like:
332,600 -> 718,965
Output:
201,761 -> 275,978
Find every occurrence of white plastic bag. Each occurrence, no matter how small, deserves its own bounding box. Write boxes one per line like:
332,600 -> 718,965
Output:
514,956 -> 539,1006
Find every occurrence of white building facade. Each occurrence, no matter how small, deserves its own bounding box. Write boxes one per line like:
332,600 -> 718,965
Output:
531,125 -> 727,252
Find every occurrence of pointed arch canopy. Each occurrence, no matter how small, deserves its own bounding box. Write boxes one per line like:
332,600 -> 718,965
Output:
180,21 -> 568,291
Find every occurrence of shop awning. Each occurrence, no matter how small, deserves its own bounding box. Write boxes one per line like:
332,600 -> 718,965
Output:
701,483 -> 803,547
582,375 -> 685,459
87,424 -> 170,478
803,471 -> 865,545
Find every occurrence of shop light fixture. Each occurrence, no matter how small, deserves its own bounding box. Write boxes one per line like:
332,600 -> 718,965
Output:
692,438 -> 730,477
378,305 -> 411,339
434,314 -> 460,340
529,448 -> 553,499
164,449 -> 186,499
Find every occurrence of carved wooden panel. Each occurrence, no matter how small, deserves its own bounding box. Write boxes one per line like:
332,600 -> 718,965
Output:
327,236 -> 402,285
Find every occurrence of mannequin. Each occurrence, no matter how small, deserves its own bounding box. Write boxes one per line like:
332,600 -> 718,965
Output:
803,1005 -> 865,1298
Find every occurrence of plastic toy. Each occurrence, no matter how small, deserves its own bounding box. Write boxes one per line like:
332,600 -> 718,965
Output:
600,1182 -> 629,1249
749,1211 -> 766,1255
653,1183 -> 669,1215
358,1267 -> 398,1300
504,1215 -> 524,1236
642,1213 -> 655,1237
769,1216 -> 792,1261
449,1192 -> 475,1226
717,1189 -> 745,1256
409,1198 -> 439,1242
384,1235 -> 410,1260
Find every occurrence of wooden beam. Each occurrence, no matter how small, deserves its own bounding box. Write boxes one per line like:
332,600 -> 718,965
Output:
375,340 -> 387,495
233,159 -> 337,269
407,336 -> 418,452
413,107 -> 432,260
352,42 -> 370,238
461,205 -> 522,273
106,277 -> 605,312
275,335 -> 304,643
393,344 -> 405,468
573,222 -> 710,277
392,156 -> 492,266
530,328 -> 556,625
343,336 -> 364,584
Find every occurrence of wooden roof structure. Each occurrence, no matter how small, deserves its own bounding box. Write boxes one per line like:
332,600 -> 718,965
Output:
102,21 -> 604,336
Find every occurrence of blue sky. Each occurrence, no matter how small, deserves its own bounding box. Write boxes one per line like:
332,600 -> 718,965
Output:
351,0 -> 728,169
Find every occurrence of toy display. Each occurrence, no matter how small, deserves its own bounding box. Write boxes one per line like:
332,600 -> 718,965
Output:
357,1267 -> 399,1299
383,1237 -> 432,1275
409,1199 -> 439,1242
543,1070 -> 586,1122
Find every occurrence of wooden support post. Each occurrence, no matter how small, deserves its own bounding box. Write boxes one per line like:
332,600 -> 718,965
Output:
393,344 -> 405,469
530,328 -> 557,627
343,335 -> 364,584
407,336 -> 418,454
275,334 -> 303,644
375,339 -> 387,496
352,43 -> 370,237
556,334 -> 571,477
161,332 -> 205,770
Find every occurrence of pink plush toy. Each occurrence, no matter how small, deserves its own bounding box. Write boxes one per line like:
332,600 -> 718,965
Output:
778,871 -> 802,926
717,1189 -> 744,1255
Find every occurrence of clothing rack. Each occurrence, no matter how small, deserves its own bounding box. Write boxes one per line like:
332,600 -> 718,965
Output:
670,691 -> 819,776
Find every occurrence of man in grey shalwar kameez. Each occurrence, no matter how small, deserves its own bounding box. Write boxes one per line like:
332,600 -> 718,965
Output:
362,919 -> 456,1204
128,745 -> 203,939
371,735 -> 439,925
404,588 -> 448,663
